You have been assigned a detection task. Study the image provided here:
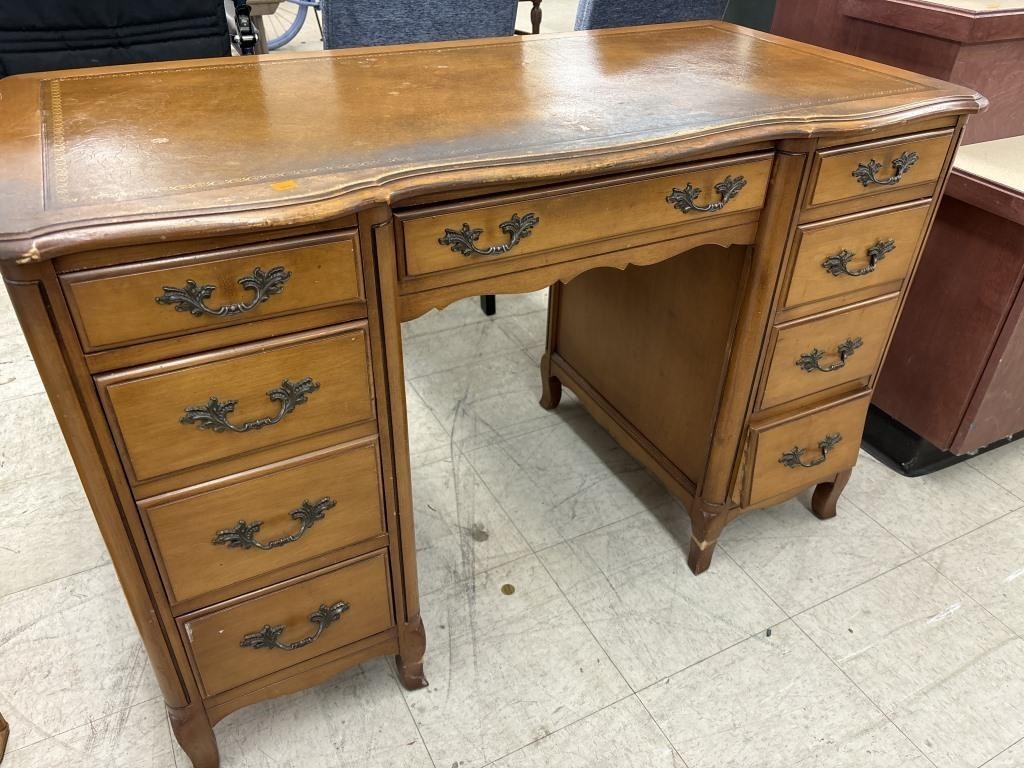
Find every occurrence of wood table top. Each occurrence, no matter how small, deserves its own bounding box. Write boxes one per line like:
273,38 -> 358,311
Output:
0,22 -> 983,262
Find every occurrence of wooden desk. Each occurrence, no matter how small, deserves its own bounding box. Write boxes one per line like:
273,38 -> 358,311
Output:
0,23 -> 982,767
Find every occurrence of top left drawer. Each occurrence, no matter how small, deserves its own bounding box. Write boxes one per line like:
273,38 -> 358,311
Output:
61,233 -> 363,352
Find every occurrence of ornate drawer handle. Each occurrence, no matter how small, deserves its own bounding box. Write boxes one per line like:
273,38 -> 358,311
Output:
155,266 -> 291,318
852,151 -> 919,187
439,212 -> 540,257
797,337 -> 863,373
667,175 -> 747,214
823,238 -> 895,277
241,599 -> 349,651
779,433 -> 842,469
181,377 -> 319,433
212,496 -> 336,551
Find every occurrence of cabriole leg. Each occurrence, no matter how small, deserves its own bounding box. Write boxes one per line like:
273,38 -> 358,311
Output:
539,352 -> 562,410
168,701 -> 219,768
811,468 -> 853,520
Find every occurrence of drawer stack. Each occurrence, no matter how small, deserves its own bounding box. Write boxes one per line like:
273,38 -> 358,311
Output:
58,232 -> 397,705
740,128 -> 955,507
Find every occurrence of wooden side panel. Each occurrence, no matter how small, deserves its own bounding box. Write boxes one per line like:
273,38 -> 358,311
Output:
1,264 -> 192,710
874,197 -> 1024,450
555,244 -> 747,486
958,282 -> 1024,451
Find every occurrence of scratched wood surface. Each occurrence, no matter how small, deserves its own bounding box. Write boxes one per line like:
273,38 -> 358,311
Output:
0,22 -> 981,261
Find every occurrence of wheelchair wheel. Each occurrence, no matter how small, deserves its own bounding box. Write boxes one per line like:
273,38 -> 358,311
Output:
264,0 -> 314,51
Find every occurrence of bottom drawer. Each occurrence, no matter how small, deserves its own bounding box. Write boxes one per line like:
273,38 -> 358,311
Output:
746,393 -> 870,506
182,552 -> 393,697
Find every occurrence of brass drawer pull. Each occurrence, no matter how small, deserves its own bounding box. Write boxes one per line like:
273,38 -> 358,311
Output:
779,433 -> 842,469
852,151 -> 918,187
241,599 -> 349,651
797,337 -> 863,373
667,175 -> 747,214
823,238 -> 895,277
212,496 -> 336,551
181,377 -> 320,433
439,212 -> 540,257
156,266 -> 291,317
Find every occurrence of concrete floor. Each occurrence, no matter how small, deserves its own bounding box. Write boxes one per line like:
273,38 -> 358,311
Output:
3,3 -> 1024,767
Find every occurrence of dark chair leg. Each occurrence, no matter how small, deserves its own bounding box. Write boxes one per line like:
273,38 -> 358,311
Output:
480,294 -> 496,316
531,0 -> 542,34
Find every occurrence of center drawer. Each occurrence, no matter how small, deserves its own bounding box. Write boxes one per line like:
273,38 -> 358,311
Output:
142,439 -> 386,606
181,552 -> 393,698
398,153 -> 773,279
97,324 -> 375,484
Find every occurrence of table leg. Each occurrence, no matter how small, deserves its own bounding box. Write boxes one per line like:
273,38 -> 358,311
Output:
811,468 -> 853,520
168,701 -> 219,768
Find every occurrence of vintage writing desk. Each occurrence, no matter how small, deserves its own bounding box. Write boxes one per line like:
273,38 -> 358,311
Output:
0,23 -> 982,766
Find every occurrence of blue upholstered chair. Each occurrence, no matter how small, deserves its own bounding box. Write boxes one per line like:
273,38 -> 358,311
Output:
322,0 -> 518,50
574,0 -> 729,30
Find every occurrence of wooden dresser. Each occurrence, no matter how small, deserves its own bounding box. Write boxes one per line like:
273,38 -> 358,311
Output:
0,23 -> 982,767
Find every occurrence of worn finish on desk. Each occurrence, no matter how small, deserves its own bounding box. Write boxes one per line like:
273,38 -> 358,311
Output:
0,23 -> 982,767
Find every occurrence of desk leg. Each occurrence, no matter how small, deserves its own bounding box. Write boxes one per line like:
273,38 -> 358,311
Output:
168,702 -> 219,768
397,615 -> 429,690
539,351 -> 562,410
811,468 -> 852,520
687,498 -> 730,575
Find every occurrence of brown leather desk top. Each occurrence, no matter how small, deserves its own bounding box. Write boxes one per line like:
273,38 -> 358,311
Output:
0,22 -> 982,261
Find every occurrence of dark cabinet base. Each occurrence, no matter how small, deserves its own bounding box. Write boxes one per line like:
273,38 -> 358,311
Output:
862,405 -> 1023,477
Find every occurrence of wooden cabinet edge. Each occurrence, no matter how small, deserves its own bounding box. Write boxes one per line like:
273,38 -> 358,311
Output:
1,262 -> 194,710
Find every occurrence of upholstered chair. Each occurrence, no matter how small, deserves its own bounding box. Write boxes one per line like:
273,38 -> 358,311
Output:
574,0 -> 729,30
322,0 -> 518,49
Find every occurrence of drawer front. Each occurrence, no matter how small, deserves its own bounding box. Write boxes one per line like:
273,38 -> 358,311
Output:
98,325 -> 374,483
183,552 -> 393,697
400,154 -> 773,277
808,130 -> 953,209
761,296 -> 900,410
63,235 -> 363,351
785,202 -> 931,310
747,394 -> 870,506
143,440 -> 385,605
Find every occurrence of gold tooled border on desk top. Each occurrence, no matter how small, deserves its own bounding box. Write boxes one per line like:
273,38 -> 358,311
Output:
39,25 -> 929,210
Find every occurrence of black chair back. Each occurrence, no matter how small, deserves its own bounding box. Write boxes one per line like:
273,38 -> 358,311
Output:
0,0 -> 230,77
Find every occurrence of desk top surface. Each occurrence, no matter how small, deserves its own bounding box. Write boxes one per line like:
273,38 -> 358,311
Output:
0,22 -> 982,262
